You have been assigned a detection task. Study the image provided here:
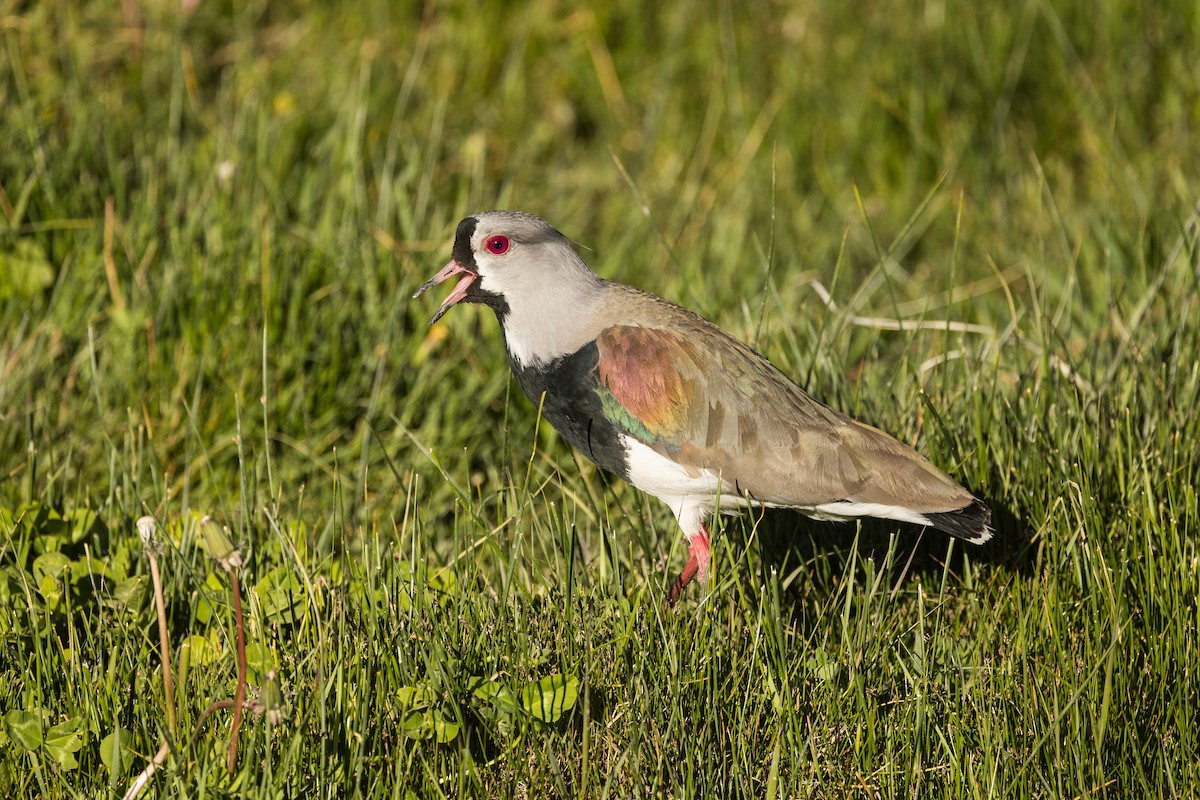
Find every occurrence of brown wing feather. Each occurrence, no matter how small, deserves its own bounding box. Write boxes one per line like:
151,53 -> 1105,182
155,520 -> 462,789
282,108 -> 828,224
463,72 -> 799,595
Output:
594,293 -> 975,513
596,322 -> 870,505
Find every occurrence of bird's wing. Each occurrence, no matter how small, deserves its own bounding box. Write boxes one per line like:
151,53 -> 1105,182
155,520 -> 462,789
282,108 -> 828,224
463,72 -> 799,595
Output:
593,323 -> 876,506
594,320 -> 975,513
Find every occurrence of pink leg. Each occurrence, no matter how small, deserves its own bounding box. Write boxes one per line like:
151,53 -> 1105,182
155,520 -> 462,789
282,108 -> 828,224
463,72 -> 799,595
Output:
666,523 -> 711,606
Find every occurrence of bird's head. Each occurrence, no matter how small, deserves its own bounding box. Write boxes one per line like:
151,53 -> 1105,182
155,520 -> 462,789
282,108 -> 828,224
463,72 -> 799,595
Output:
414,211 -> 605,363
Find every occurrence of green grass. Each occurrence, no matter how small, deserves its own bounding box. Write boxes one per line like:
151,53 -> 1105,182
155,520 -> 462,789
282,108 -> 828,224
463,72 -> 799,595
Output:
2,0 -> 1199,796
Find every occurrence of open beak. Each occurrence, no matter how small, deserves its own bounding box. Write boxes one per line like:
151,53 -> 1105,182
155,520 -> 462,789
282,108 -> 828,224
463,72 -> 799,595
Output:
413,259 -> 477,325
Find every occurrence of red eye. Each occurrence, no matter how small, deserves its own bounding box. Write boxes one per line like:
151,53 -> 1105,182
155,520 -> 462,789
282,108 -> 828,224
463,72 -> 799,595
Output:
484,235 -> 510,255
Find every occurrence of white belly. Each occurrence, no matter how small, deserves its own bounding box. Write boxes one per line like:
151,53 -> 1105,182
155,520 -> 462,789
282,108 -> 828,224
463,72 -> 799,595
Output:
620,435 -> 755,536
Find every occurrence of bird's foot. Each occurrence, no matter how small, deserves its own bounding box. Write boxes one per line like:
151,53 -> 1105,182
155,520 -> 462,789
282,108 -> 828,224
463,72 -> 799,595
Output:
666,525 -> 711,606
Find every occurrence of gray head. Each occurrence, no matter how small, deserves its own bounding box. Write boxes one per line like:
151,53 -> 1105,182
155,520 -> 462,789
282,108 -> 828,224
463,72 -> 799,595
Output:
415,211 -> 607,365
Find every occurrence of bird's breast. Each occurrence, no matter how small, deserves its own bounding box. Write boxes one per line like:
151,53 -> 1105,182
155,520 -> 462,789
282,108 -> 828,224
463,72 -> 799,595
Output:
508,342 -> 631,481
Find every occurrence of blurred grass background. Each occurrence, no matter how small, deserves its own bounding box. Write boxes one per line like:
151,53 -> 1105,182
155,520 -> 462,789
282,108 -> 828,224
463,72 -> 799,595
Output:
1,0 -> 1198,796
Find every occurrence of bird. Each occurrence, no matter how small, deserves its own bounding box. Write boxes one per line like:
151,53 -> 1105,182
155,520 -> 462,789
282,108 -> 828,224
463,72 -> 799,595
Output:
415,210 -> 991,604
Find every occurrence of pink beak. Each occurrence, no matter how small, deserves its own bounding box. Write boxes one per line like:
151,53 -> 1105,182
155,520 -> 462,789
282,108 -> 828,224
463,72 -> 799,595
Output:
413,259 -> 477,325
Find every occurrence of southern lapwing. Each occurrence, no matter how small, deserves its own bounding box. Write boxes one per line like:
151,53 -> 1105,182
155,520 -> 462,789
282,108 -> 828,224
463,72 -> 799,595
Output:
415,211 -> 991,604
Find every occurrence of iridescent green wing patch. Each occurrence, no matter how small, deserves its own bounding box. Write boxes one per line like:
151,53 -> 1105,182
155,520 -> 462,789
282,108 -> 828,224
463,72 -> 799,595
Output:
594,325 -> 703,447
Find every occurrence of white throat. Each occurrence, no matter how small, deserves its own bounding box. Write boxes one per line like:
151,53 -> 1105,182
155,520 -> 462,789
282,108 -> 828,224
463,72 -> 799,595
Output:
501,282 -> 603,367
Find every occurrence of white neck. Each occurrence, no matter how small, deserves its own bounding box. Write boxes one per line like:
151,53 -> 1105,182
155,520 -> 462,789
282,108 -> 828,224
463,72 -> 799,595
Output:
502,279 -> 605,367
